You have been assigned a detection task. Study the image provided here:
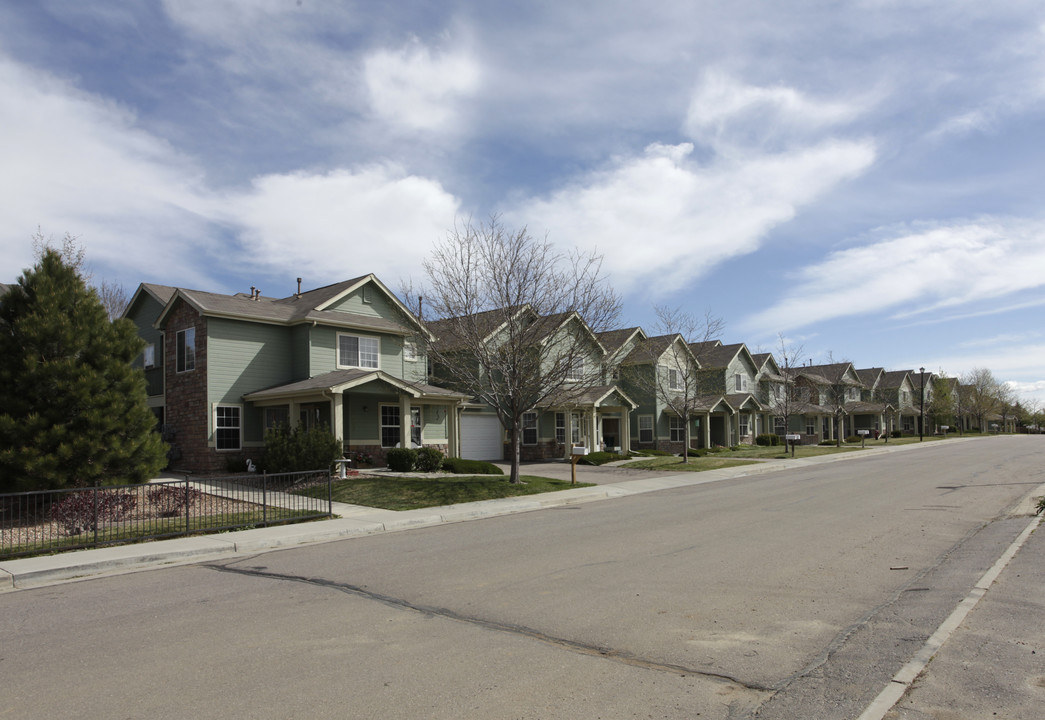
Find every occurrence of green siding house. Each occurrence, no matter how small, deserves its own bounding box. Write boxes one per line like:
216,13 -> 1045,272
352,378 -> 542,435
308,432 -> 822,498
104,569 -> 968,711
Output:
125,275 -> 466,473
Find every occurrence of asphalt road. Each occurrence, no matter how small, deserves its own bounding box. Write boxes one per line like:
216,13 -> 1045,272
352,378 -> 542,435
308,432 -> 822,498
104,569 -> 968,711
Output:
2,437 -> 1042,719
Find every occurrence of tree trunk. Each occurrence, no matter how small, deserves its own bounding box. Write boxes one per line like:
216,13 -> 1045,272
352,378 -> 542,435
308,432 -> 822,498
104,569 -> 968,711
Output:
509,423 -> 522,484
682,417 -> 690,464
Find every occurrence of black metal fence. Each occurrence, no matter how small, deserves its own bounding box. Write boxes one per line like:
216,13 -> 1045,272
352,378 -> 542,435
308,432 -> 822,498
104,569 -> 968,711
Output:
0,470 -> 333,559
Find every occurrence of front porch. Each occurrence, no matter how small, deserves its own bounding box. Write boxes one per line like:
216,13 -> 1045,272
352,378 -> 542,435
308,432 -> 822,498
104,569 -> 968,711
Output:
243,369 -> 467,466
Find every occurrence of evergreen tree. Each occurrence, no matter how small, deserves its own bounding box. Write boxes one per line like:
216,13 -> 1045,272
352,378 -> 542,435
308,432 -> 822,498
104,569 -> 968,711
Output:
0,249 -> 167,491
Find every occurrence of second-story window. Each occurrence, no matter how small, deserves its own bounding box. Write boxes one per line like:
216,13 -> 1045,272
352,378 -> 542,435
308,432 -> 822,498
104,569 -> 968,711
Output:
567,357 -> 584,381
403,340 -> 419,362
176,328 -> 195,372
735,374 -> 748,392
339,334 -> 379,369
668,368 -> 681,390
143,344 -> 156,369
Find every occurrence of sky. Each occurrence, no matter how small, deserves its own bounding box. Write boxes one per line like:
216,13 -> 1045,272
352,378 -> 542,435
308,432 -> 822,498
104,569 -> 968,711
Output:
2,1 -> 1045,407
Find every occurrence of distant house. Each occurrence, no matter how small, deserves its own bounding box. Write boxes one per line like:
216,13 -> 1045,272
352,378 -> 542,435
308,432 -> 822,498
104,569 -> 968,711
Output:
693,342 -> 764,445
125,275 -> 467,473
786,363 -> 865,442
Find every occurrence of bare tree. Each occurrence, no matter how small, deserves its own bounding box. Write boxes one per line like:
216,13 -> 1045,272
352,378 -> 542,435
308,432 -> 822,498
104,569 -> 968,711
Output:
772,333 -> 804,454
414,217 -> 621,484
962,367 -> 1001,432
624,306 -> 724,463
97,279 -> 129,321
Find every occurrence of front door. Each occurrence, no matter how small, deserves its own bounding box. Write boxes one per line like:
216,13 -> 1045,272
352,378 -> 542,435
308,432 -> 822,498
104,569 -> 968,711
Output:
411,407 -> 422,447
602,418 -> 620,451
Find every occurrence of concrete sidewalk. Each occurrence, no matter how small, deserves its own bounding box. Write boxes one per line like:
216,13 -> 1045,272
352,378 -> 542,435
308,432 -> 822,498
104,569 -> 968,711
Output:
0,439 -> 975,591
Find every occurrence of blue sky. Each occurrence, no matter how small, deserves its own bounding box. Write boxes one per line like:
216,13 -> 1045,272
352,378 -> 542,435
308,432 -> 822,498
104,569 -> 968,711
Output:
2,1 -> 1045,406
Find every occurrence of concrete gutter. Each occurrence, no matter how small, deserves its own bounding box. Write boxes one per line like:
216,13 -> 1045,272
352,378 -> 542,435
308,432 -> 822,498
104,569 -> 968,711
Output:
0,435 -> 1006,591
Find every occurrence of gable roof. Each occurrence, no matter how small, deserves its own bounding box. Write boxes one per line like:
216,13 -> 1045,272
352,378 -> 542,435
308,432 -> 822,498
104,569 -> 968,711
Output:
878,370 -> 912,389
153,275 -> 426,337
243,368 -> 468,403
855,367 -> 885,389
794,362 -> 863,387
687,339 -> 722,358
596,327 -> 646,358
752,352 -> 786,382
622,333 -> 695,367
427,305 -> 536,352
123,282 -> 177,320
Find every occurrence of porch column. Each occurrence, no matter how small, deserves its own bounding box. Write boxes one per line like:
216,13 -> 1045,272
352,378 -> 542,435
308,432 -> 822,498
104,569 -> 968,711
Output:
589,410 -> 598,451
400,394 -> 411,448
330,393 -> 344,448
289,401 -> 300,429
703,412 -> 711,448
447,404 -> 459,457
622,406 -> 631,454
566,411 -> 575,455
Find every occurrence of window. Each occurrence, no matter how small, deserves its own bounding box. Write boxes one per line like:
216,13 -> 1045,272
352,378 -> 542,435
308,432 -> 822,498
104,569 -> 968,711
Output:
670,415 -> 685,442
264,407 -> 289,431
338,334 -> 379,369
567,357 -> 584,381
523,412 -> 538,445
143,344 -> 155,369
555,412 -> 566,444
902,390 -> 910,405
774,417 -> 786,435
735,374 -> 746,392
215,405 -> 241,450
739,417 -> 749,436
848,387 -> 859,400
176,328 -> 195,372
403,340 -> 419,362
571,412 -> 582,445
668,368 -> 681,390
806,421 -> 815,435
381,405 -> 401,447
639,415 -> 654,443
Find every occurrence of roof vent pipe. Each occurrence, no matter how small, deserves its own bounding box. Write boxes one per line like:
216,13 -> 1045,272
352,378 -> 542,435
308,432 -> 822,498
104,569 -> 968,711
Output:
296,277 -> 302,298
250,285 -> 256,298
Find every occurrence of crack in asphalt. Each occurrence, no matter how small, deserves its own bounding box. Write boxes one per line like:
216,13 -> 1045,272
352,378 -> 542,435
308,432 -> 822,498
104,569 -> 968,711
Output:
204,562 -> 773,694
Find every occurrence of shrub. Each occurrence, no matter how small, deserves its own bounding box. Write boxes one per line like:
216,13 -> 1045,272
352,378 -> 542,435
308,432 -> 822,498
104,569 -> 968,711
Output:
261,424 -> 343,473
51,489 -> 137,536
891,430 -> 902,438
578,451 -> 629,466
845,435 -> 862,443
415,446 -> 444,472
755,433 -> 780,446
147,485 -> 202,517
386,448 -> 417,472
441,457 -> 504,475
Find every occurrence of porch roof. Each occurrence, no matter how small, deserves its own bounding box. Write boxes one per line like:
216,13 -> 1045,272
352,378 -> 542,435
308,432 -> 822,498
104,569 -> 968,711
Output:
848,401 -> 895,414
540,384 -> 638,409
725,393 -> 764,411
243,369 -> 468,403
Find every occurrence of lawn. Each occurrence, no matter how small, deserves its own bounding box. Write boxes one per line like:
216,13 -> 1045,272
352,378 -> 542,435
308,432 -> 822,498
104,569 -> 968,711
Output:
302,474 -> 594,511
620,455 -> 761,471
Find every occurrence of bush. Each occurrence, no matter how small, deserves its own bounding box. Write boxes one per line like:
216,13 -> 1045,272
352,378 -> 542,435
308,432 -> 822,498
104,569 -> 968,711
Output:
891,430 -> 902,438
261,424 -> 343,473
755,434 -> 780,446
386,448 -> 417,472
441,457 -> 504,475
578,451 -> 629,466
147,485 -> 202,517
845,435 -> 862,443
51,489 -> 137,536
414,446 -> 444,472
819,439 -> 836,446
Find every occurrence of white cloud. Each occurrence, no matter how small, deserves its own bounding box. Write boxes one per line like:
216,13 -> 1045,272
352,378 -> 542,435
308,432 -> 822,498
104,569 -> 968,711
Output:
506,138 -> 875,295
363,38 -> 482,134
0,53 -> 460,292
214,165 -> 460,285
684,71 -> 869,151
743,218 -> 1045,334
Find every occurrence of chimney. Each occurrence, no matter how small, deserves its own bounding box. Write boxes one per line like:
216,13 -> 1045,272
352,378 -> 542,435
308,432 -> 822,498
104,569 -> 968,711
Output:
296,277 -> 302,298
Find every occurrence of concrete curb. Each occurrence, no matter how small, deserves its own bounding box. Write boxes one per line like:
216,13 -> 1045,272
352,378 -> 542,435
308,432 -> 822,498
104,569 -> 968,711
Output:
0,435 -> 1011,591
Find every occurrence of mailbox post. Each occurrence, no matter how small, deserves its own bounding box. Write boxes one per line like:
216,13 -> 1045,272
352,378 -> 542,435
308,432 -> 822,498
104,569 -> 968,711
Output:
857,429 -> 870,448
784,433 -> 801,457
570,446 -> 588,485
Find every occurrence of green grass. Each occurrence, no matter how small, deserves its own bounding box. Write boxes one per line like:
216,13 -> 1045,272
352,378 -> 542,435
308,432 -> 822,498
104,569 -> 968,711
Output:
301,475 -> 593,511
620,455 -> 760,471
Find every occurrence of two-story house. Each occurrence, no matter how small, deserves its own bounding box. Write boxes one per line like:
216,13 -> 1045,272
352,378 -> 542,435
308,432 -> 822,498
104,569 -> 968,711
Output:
786,362 -> 865,442
125,275 -> 467,473
428,307 -> 636,461
876,370 -> 932,435
693,342 -> 764,445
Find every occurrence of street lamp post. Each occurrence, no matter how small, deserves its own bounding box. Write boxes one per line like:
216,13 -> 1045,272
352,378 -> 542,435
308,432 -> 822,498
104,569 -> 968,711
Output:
919,366 -> 925,442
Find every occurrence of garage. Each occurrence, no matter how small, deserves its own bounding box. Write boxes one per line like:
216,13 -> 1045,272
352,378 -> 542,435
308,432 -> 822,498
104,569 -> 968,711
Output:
460,413 -> 504,461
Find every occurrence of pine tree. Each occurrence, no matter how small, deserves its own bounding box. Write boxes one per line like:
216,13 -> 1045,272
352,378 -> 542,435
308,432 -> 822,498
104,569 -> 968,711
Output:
0,249 -> 167,491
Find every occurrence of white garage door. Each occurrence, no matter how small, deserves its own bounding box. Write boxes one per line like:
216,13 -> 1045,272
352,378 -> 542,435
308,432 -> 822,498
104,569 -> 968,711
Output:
460,414 -> 503,460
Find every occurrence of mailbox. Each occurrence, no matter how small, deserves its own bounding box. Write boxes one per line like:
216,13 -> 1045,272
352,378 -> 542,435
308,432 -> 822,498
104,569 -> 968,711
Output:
857,430 -> 870,436
571,446 -> 589,456
784,434 -> 801,441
